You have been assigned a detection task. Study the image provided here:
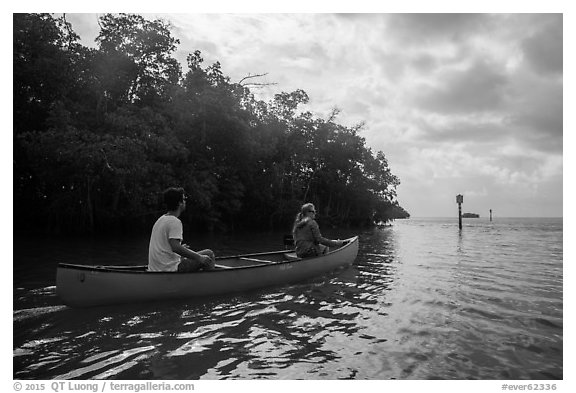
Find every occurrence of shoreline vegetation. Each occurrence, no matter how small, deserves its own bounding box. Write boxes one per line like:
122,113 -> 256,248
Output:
14,13 -> 410,235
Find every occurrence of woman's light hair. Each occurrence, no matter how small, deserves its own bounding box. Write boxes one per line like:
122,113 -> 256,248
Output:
301,203 -> 315,214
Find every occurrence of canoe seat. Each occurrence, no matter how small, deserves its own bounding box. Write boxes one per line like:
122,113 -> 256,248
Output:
283,252 -> 301,261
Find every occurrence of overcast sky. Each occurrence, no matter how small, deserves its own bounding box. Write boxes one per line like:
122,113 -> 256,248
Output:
63,12 -> 563,218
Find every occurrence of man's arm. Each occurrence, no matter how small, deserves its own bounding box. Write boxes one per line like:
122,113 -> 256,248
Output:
169,239 -> 211,264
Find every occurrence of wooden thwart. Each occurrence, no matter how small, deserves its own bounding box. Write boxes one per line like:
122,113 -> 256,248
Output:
239,257 -> 275,264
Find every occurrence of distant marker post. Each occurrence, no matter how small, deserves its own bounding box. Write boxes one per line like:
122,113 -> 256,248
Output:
456,194 -> 463,230
490,209 -> 493,222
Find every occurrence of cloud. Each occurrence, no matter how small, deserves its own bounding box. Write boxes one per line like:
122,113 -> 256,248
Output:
413,60 -> 508,114
65,13 -> 101,48
384,14 -> 488,45
505,72 -> 563,152
418,119 -> 509,145
410,53 -> 439,73
521,15 -> 563,76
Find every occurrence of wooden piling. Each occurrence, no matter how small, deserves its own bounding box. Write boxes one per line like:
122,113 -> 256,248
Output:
456,194 -> 463,229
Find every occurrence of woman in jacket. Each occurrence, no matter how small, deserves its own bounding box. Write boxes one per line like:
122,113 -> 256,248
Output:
292,203 -> 345,258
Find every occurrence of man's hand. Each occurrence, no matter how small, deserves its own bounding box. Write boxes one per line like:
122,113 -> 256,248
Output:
201,254 -> 215,269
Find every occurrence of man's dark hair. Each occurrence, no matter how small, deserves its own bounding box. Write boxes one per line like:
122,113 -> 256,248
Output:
163,187 -> 185,210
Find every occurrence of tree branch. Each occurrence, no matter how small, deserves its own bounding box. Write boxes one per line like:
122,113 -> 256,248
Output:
238,73 -> 278,88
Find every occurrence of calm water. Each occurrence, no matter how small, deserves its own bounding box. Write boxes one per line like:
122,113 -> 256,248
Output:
13,218 -> 563,380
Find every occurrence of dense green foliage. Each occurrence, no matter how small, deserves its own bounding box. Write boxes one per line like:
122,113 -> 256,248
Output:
13,13 -> 409,234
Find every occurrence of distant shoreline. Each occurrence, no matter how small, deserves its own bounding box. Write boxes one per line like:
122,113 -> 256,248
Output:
399,216 -> 563,219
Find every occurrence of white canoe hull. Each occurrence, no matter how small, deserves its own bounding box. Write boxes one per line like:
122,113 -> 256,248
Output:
56,236 -> 359,307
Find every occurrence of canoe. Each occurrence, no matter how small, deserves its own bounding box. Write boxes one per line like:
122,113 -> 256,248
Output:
56,236 -> 359,308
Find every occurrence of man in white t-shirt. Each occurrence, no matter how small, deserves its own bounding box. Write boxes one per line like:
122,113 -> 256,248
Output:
148,187 -> 215,272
